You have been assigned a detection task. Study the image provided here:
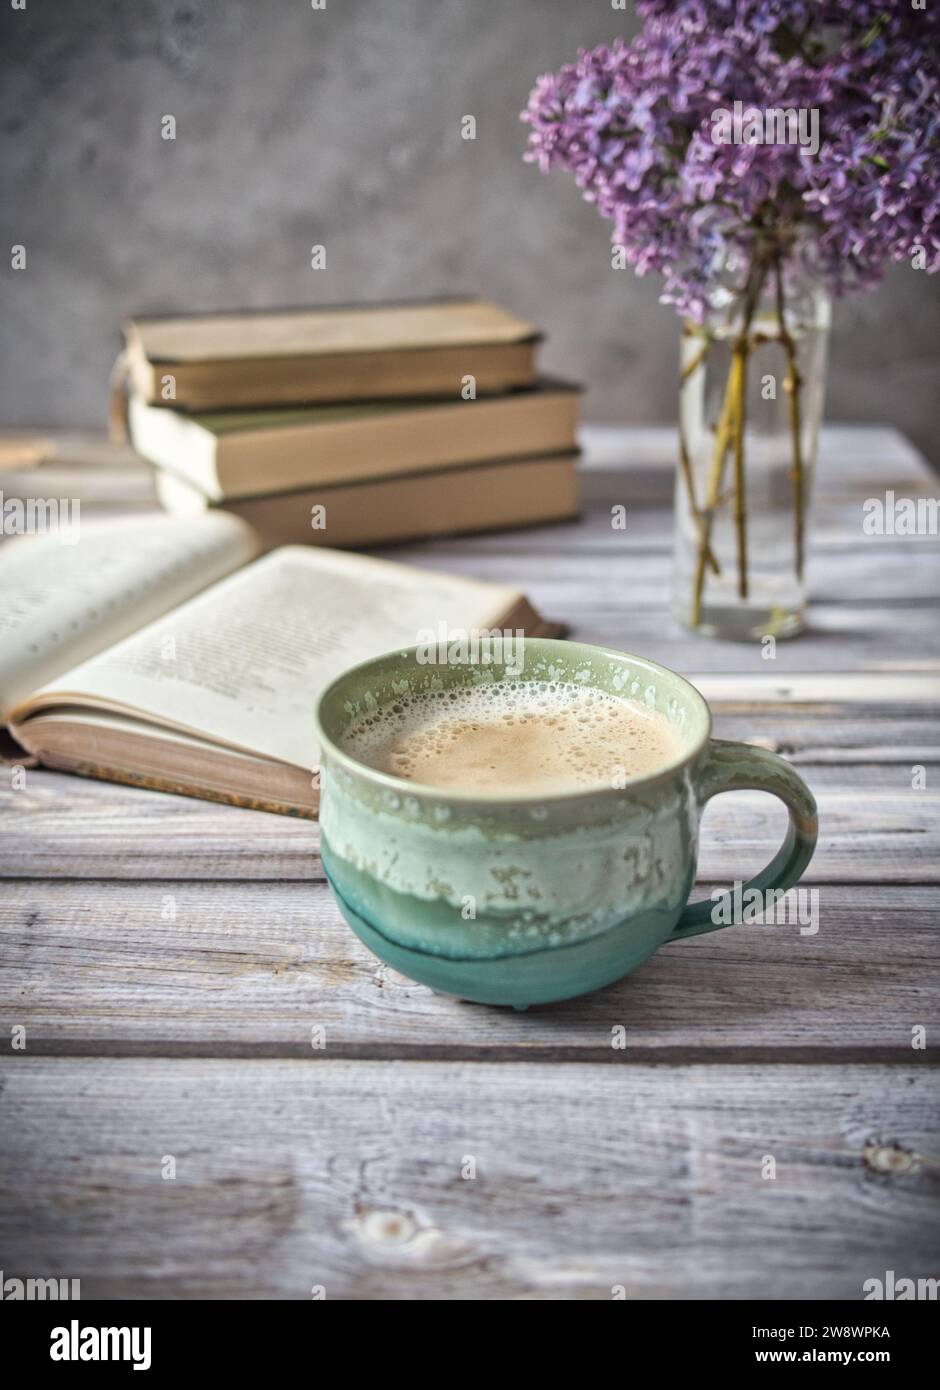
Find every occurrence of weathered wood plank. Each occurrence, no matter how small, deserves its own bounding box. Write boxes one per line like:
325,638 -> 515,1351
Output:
395,541 -> 940,597
574,422 -> 935,487
711,703 -> 940,761
377,493 -> 940,674
406,520 -> 940,675
392,502 -> 939,557
694,676 -> 940,705
0,882 -> 936,1056
569,605 -> 940,674
5,424 -> 929,507
8,470 -> 935,569
366,476 -> 940,543
0,1059 -> 935,1299
6,425 -> 934,550
1,762 -> 935,881
4,483 -> 903,542
4,428 -> 938,705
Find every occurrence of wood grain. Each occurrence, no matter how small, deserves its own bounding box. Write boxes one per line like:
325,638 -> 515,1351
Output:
1,423 -> 937,1302
2,761 -> 936,881
2,424 -> 928,513
0,1059 -> 936,1299
0,881 -> 936,1057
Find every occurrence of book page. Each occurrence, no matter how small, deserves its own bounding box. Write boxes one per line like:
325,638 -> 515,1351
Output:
0,512 -> 259,717
20,547 -> 518,769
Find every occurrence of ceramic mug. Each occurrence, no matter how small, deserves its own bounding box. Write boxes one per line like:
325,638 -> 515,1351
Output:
314,639 -> 817,1008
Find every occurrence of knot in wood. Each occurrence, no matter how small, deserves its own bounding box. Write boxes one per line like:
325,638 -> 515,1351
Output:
357,1208 -> 418,1247
863,1143 -> 916,1175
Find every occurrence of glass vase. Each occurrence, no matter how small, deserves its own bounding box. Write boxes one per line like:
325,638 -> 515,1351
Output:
671,251 -> 831,640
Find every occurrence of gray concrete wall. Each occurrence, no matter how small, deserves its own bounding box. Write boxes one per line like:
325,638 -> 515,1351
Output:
2,0 -> 937,462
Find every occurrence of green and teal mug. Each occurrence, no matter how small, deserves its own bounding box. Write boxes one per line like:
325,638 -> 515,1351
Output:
314,639 -> 817,1008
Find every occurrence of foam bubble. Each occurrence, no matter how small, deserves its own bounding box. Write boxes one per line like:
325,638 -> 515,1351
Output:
340,680 -> 683,794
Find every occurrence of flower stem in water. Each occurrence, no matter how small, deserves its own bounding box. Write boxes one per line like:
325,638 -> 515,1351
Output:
774,255 -> 806,582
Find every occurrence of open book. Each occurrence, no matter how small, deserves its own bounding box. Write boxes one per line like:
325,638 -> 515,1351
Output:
2,515 -> 557,817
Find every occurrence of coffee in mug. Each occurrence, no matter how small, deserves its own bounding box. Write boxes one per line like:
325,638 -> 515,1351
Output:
340,680 -> 682,794
314,639 -> 818,1008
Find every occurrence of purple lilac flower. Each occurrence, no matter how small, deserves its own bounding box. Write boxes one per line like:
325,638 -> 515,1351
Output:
521,1 -> 940,320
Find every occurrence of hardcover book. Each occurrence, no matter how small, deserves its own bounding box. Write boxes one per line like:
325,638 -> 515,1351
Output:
128,380 -> 579,499
152,450 -> 580,548
122,298 -> 540,411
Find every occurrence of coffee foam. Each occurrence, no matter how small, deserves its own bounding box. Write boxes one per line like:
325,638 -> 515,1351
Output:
339,679 -> 683,795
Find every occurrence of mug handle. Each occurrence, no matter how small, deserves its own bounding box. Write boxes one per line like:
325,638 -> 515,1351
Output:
671,738 -> 818,941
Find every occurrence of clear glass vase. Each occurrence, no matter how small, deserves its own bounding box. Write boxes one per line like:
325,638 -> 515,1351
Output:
671,250 -> 831,640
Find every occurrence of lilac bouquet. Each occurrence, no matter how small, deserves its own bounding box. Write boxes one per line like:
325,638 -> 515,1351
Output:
522,1 -> 939,632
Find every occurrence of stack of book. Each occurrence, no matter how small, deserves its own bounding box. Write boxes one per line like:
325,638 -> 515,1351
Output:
122,298 -> 581,548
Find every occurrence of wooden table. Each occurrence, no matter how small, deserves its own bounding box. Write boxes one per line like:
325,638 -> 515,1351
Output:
1,425 -> 938,1300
